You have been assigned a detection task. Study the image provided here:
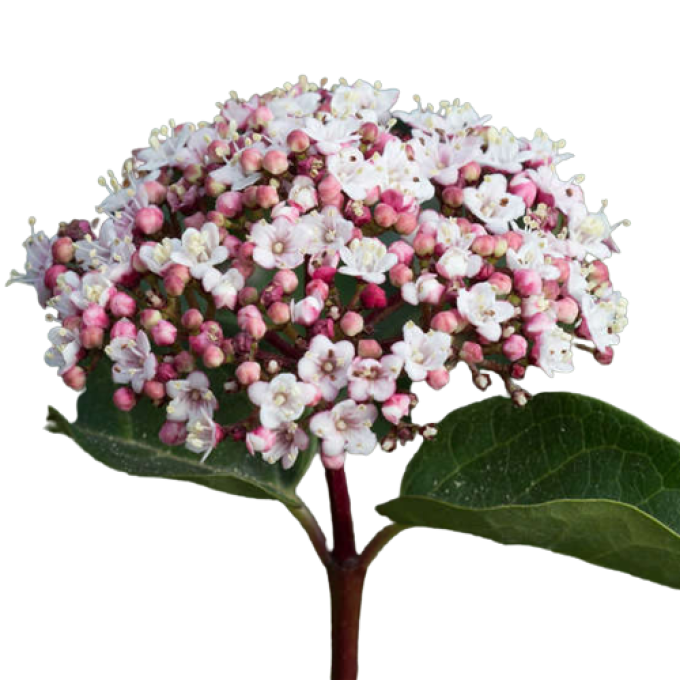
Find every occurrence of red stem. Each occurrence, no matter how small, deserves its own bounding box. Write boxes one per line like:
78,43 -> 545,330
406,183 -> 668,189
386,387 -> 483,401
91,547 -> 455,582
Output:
326,468 -> 357,562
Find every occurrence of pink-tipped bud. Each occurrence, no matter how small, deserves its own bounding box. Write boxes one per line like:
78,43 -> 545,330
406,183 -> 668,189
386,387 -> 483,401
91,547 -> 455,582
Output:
63,365 -> 86,391
205,175 -> 227,198
502,334 -> 528,362
462,161 -> 482,183
159,421 -> 187,446
442,186 -> 464,208
111,318 -> 137,339
488,272 -> 513,295
156,362 -> 178,383
174,351 -> 195,374
431,310 -> 464,334
181,308 -> 204,331
216,191 -> 243,218
374,203 -> 397,228
246,426 -> 277,455
263,149 -> 289,175
460,341 -> 484,364
135,206 -> 165,235
292,295 -> 322,326
318,174 -> 342,203
394,212 -> 418,236
556,296 -> 579,325
236,361 -> 261,386
589,261 -> 610,285
267,301 -> 291,325
144,380 -> 165,401
237,305 -> 267,339
358,339 -> 382,359
287,129 -> 310,153
413,232 -> 436,257
514,269 -> 542,297
306,279 -> 329,301
240,147 -> 263,174
151,320 -> 178,347
524,312 -> 553,337
361,283 -> 387,309
140,309 -> 162,330
81,303 -> 109,329
113,387 -> 136,411
251,105 -> 273,127
340,311 -> 364,337
509,176 -> 538,207
164,274 -> 185,297
389,263 -> 414,288
595,347 -> 614,365
553,258 -> 571,283
388,241 -> 415,266
45,264 -> 68,290
80,325 -> 104,349
52,237 -> 75,264
239,286 -> 259,307
493,238 -> 509,258
472,235 -> 496,257
109,292 -> 137,318
359,122 -> 380,143
503,231 -> 524,252
273,269 -> 299,294
256,185 -> 279,209
143,180 -> 167,204
426,368 -> 450,390
382,393 -> 410,425
203,345 -> 225,369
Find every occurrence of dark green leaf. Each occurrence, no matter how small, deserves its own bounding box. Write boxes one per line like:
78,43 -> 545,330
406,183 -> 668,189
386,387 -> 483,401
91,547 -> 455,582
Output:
378,394 -> 680,588
47,360 -> 315,505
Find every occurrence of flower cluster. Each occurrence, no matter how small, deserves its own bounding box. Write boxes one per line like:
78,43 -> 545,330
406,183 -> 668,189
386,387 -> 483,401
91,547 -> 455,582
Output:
9,77 -> 628,469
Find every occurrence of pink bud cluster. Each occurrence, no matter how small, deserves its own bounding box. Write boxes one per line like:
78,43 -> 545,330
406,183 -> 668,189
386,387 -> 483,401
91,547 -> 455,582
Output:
10,78 -> 628,469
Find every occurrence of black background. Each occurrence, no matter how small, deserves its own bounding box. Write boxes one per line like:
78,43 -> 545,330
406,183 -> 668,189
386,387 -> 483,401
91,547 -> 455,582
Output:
4,61 -> 679,678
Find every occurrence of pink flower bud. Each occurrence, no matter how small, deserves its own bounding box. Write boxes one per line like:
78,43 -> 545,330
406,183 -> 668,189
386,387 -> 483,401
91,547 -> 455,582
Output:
144,380 -> 165,401
509,176 -> 538,207
236,361 -> 261,386
287,129 -> 310,153
431,310 -> 465,334
263,149 -> 289,175
62,365 -> 86,391
460,341 -> 483,364
553,258 -> 571,283
340,311 -> 364,337
109,292 -> 137,318
488,272 -> 513,295
256,185 -> 279,209
111,318 -> 137,339
267,301 -> 291,325
181,308 -> 204,331
382,393 -> 410,424
493,238 -> 508,258
413,232 -> 436,257
358,339 -> 382,359
359,122 -> 379,143
472,235 -> 496,257
239,286 -> 260,307
442,186 -> 464,207
502,334 -> 528,362
292,295 -> 322,326
462,161 -> 481,183
426,368 -> 450,390
164,273 -> 186,297
273,269 -> 299,293
140,309 -> 162,330
595,347 -> 614,365
503,231 -> 524,252
82,303 -> 109,329
374,203 -> 397,228
141,180 -> 166,204
80,325 -> 104,349
113,387 -> 136,411
388,241 -> 415,266
361,283 -> 387,309
389,263 -> 414,288
174,351 -> 195,374
156,362 -> 178,383
524,312 -> 553,337
216,191 -> 243,218
135,206 -> 165,235
514,269 -> 543,297
246,426 -> 277,455
202,345 -> 225,369
589,260 -> 610,285
166,264 -> 191,283
394,212 -> 418,235
151,320 -> 178,346
237,305 -> 267,339
52,237 -> 75,264
251,105 -> 273,127
159,421 -> 187,446
311,266 -> 337,284
318,174 -> 342,203
240,147 -> 263,174
556,296 -> 579,324
45,264 -> 68,290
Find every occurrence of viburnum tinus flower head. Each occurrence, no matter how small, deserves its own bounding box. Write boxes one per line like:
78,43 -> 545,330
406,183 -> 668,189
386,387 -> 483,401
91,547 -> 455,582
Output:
8,76 -> 631,470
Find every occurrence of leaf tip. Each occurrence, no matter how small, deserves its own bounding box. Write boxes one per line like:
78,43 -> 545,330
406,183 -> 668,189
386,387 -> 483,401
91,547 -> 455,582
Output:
46,406 -> 73,438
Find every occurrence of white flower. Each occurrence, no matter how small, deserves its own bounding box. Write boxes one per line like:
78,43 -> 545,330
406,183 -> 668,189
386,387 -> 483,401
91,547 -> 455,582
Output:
391,322 -> 452,381
210,146 -> 264,191
174,126 -> 219,168
265,422 -> 309,470
171,222 -> 229,279
401,273 -> 444,306
136,125 -> 193,171
348,355 -> 403,402
302,116 -> 361,155
185,415 -> 220,462
536,325 -> 575,377
395,101 -> 489,136
75,220 -> 136,283
327,147 -> 380,200
480,127 -> 533,173
166,371 -> 218,422
248,373 -> 317,429
268,92 -> 321,119
506,230 -> 561,280
44,326 -> 81,376
457,282 -> 515,342
46,271 -> 81,319
339,237 -> 398,284
139,237 -> 182,275
431,216 -> 482,279
373,140 -> 435,203
526,165 -> 584,215
463,174 -> 525,234
288,175 -> 318,212
301,207 -> 354,255
251,216 -> 310,269
566,203 -> 617,260
202,268 -> 245,310
6,224 -> 54,307
521,129 -> 573,166
411,132 -> 482,185
330,80 -> 399,123
297,335 -> 355,401
310,400 -> 378,457
70,272 -> 114,310
581,292 -> 628,352
105,330 -> 157,393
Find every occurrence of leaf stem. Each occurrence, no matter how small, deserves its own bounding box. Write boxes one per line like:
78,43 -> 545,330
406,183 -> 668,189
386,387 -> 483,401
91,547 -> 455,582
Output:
288,501 -> 332,567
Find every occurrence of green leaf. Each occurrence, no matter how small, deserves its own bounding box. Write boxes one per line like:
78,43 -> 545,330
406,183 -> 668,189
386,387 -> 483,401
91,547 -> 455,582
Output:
378,394 -> 680,588
47,360 -> 315,506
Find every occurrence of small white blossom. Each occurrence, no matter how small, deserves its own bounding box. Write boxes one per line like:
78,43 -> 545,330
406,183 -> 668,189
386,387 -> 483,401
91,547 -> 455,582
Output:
185,415 -> 220,462
411,132 -> 482,186
536,325 -> 575,377
70,272 -> 114,310
481,127 -> 533,173
105,330 -> 157,393
288,175 -> 318,212
581,291 -> 628,352
391,322 -> 452,381
166,371 -> 218,422
330,80 -> 399,123
171,222 -> 229,279
298,335 -> 355,401
301,207 -> 354,255
248,373 -> 317,429
302,116 -> 361,155
348,355 -> 403,402
506,230 -> 561,280
139,237 -> 182,275
44,326 -> 81,375
6,224 -> 54,306
457,282 -> 515,342
339,237 -> 398,284
373,140 -> 435,203
463,174 -> 526,234
327,147 -> 380,201
310,400 -> 379,457
251,216 -> 310,269
75,220 -> 136,283
265,423 -> 309,469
